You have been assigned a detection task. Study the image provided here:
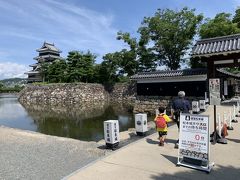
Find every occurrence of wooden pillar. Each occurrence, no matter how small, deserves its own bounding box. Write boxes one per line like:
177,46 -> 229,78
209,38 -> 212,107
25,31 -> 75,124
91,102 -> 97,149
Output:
207,60 -> 214,78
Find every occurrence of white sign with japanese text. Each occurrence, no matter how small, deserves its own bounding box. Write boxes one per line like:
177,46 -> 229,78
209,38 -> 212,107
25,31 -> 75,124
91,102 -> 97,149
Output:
179,114 -> 209,162
104,120 -> 120,144
209,78 -> 221,105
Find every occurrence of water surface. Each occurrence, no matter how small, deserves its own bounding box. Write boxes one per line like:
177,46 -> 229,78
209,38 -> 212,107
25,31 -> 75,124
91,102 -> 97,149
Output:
0,93 -> 153,141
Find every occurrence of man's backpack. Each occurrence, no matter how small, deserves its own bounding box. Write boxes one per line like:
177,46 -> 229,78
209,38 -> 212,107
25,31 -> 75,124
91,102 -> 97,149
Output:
155,115 -> 167,128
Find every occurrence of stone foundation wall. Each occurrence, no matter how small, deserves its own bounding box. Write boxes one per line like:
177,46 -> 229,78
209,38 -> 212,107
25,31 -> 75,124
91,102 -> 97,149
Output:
109,82 -> 136,103
133,96 -> 171,115
133,96 -> 205,115
18,83 -> 110,106
18,83 -> 136,106
19,83 -> 204,116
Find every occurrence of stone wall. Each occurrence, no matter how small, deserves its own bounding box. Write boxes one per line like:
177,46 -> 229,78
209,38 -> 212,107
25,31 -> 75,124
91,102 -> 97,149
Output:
133,96 -> 205,115
19,83 -> 205,116
133,96 -> 171,115
109,82 -> 136,103
18,83 -> 110,106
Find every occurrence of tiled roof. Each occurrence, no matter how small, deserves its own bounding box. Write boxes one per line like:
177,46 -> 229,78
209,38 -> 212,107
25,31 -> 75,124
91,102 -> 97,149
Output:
29,63 -> 38,67
25,71 -> 40,75
34,54 -> 62,60
217,68 -> 240,78
37,42 -> 62,53
192,34 -> 240,57
130,68 -> 207,80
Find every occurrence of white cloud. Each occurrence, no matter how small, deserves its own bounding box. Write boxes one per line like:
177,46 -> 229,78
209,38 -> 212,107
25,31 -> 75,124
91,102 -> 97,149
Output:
233,0 -> 240,9
0,0 -> 123,63
0,62 -> 29,80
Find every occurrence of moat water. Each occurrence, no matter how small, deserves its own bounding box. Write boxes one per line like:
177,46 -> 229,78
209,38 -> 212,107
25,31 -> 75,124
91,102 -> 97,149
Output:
0,93 -> 153,141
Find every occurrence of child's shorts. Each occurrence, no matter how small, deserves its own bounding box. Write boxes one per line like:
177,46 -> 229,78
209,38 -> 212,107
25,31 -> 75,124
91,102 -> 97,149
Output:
158,131 -> 167,137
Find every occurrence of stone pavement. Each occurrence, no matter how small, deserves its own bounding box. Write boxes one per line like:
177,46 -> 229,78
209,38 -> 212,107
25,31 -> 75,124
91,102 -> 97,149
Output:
64,105 -> 240,180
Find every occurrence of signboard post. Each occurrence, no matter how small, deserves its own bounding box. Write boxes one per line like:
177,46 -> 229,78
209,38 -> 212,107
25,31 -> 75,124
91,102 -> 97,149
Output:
177,113 -> 214,172
209,78 -> 221,143
209,78 -> 221,106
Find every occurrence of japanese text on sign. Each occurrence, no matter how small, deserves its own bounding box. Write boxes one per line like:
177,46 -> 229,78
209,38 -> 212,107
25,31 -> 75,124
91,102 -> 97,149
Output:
179,114 -> 209,161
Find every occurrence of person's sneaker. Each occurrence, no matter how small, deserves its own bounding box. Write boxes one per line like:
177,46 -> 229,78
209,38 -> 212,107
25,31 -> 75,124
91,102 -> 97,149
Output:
159,141 -> 164,146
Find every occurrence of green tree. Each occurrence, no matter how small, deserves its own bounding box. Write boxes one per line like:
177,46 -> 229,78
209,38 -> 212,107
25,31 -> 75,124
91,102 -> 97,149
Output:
225,67 -> 240,74
40,62 -> 50,82
233,8 -> 240,28
200,13 -> 240,38
47,59 -> 67,83
0,82 -> 4,89
189,57 -> 206,69
66,51 -> 96,83
116,31 -> 156,73
116,32 -> 138,76
98,53 -> 120,85
139,7 -> 203,70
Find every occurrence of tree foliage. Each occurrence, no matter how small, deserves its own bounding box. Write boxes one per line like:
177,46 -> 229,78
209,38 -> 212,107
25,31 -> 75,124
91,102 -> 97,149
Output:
98,53 -> 121,85
47,59 -> 67,83
139,7 -> 203,70
66,51 -> 95,83
40,51 -> 96,83
199,13 -> 240,39
189,57 -> 206,69
232,8 -> 240,28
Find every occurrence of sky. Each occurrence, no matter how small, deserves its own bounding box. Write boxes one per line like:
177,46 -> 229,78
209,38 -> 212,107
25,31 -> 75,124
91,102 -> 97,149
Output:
0,0 -> 239,80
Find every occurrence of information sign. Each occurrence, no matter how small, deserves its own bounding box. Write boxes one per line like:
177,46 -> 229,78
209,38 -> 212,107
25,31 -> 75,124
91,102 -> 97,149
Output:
177,113 -> 214,172
209,78 -> 221,105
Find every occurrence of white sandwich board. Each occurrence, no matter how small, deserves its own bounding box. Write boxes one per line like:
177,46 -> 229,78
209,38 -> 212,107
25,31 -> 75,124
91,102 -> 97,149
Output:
177,113 -> 214,172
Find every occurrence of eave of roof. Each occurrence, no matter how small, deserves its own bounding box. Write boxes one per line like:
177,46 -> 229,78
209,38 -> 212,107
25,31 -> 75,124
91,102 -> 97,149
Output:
25,71 -> 40,74
29,63 -> 38,67
192,34 -> 240,57
36,42 -> 62,53
33,55 -> 62,60
130,68 -> 207,80
217,68 -> 240,78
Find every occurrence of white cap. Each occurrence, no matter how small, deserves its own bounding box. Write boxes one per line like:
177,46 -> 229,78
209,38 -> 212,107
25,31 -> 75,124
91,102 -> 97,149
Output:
178,91 -> 185,97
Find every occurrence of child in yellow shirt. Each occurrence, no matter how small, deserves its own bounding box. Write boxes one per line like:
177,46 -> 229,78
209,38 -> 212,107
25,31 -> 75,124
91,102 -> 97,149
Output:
154,107 -> 172,146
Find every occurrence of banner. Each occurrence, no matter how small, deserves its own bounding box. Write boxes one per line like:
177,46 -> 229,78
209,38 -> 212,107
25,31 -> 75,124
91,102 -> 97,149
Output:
179,114 -> 209,162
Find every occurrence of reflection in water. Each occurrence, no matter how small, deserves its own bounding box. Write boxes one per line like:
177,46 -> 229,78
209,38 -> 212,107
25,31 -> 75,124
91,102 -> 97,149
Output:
0,94 -> 138,141
0,94 -> 37,131
23,103 -> 134,141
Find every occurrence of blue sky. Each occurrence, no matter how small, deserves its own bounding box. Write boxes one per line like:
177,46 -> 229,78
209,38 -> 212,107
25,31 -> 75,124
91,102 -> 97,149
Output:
0,0 -> 239,79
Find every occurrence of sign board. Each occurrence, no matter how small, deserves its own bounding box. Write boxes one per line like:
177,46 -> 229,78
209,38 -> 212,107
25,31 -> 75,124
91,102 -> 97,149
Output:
204,92 -> 209,103
209,78 -> 221,105
192,101 -> 200,113
199,100 -> 206,111
224,81 -> 228,96
135,113 -> 148,135
104,120 -> 120,145
177,113 -> 213,172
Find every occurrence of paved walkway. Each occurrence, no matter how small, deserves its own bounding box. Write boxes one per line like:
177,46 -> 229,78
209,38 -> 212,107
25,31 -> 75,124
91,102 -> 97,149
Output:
65,105 -> 240,180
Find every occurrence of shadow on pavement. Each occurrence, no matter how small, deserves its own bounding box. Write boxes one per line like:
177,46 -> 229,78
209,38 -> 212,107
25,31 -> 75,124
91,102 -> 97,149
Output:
161,154 -> 178,165
146,138 -> 177,145
165,138 -> 177,144
227,138 -> 240,143
146,138 -> 159,145
150,165 -> 240,180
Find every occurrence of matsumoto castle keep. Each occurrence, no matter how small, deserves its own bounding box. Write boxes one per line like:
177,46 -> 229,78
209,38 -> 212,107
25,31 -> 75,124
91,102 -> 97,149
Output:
25,42 -> 63,83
